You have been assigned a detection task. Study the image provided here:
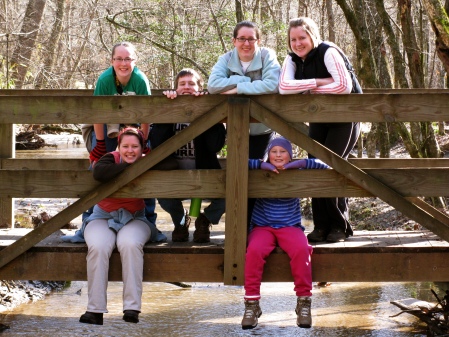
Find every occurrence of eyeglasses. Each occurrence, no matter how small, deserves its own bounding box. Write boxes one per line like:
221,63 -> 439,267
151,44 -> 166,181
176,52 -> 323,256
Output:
235,37 -> 258,44
113,57 -> 135,63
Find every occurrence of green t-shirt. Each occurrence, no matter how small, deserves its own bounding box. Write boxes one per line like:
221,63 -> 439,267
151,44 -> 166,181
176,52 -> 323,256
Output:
93,66 -> 151,96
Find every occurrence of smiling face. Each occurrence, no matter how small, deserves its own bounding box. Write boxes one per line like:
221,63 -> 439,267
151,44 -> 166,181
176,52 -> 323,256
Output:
176,74 -> 200,95
233,26 -> 260,62
111,45 -> 136,85
118,134 -> 143,164
289,26 -> 314,60
268,146 -> 291,168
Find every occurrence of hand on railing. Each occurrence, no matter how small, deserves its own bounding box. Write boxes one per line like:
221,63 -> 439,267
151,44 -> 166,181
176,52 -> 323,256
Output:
260,161 -> 279,174
282,159 -> 306,170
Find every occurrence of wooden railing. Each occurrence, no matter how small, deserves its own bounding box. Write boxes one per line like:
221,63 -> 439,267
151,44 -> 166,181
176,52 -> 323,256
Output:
1,90 -> 449,284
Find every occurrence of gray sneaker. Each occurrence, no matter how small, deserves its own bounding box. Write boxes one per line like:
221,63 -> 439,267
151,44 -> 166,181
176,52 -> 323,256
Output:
296,296 -> 312,328
241,300 -> 262,330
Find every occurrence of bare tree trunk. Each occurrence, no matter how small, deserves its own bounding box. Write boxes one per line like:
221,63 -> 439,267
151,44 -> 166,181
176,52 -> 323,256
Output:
10,0 -> 47,88
35,0 -> 65,89
422,0 -> 449,75
335,0 -> 379,88
366,123 -> 377,158
235,0 -> 243,22
374,0 -> 409,88
325,0 -> 335,42
399,0 -> 441,159
399,0 -> 425,88
392,122 -> 421,158
438,121 -> 445,135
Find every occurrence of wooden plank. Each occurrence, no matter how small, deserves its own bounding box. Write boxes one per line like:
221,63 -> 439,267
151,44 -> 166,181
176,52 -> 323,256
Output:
3,168 -> 449,198
250,100 -> 449,242
0,89 -> 166,96
0,124 -> 15,228
0,95 -> 228,124
0,103 -> 228,270
2,245 -> 449,282
349,158 -> 449,168
1,158 -> 89,170
2,93 -> 449,124
0,229 -> 448,282
5,157 -> 449,171
252,93 -> 449,122
224,97 -> 250,285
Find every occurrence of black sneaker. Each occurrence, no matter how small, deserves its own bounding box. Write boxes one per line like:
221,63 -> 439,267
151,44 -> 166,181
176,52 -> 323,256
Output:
79,311 -> 103,325
307,229 -> 328,242
326,229 -> 346,242
123,310 -> 139,323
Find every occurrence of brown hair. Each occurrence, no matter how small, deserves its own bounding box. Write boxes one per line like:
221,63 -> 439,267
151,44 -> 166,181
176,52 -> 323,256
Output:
233,20 -> 261,40
117,127 -> 144,148
287,17 -> 320,52
174,68 -> 204,91
111,42 -> 137,60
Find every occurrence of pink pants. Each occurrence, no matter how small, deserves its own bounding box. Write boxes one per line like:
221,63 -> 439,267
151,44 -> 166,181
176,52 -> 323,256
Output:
244,226 -> 313,300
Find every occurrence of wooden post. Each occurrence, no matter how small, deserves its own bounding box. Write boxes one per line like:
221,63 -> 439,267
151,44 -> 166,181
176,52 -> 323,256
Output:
0,124 -> 14,228
224,97 -> 250,285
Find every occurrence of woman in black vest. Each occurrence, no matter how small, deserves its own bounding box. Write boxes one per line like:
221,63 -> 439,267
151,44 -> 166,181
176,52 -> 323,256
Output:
279,17 -> 360,242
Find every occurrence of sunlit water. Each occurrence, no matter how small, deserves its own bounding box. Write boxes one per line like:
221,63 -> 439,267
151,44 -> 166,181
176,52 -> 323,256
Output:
5,133 -> 443,336
0,281 -> 440,336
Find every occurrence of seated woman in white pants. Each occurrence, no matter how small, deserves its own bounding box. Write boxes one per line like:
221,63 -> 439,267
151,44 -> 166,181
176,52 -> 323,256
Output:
79,127 -> 158,325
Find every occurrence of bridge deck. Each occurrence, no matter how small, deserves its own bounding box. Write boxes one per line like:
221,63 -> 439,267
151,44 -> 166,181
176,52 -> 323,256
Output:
0,225 -> 447,283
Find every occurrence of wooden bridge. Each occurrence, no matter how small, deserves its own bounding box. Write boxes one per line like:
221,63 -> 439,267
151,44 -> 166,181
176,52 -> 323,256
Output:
0,89 -> 449,285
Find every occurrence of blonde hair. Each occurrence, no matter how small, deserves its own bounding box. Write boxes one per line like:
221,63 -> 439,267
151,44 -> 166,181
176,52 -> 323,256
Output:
287,17 -> 321,52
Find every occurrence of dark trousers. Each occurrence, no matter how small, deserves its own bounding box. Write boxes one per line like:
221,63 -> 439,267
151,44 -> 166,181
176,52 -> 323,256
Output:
150,123 -> 227,223
308,122 -> 360,236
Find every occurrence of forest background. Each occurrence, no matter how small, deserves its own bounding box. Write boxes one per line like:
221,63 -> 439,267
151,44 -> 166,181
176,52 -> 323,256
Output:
2,0 -> 449,159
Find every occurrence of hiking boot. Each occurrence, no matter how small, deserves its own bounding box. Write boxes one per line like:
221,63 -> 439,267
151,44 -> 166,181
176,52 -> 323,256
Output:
193,213 -> 211,243
307,228 -> 327,242
326,228 -> 346,243
79,311 -> 103,325
296,296 -> 312,328
241,300 -> 262,330
172,210 -> 191,242
123,310 -> 139,323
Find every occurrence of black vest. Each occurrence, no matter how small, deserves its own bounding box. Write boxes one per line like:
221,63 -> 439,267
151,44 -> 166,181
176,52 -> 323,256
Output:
290,43 -> 332,80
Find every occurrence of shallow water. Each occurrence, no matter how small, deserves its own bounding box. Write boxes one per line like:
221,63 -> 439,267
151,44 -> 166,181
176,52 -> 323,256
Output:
0,281 -> 440,336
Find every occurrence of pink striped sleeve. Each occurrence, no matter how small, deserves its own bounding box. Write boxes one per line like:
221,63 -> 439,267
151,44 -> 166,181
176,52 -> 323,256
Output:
312,48 -> 352,94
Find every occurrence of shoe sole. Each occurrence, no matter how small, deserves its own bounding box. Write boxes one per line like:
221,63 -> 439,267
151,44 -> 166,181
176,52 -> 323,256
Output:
242,324 -> 257,330
193,238 -> 210,243
298,323 -> 311,328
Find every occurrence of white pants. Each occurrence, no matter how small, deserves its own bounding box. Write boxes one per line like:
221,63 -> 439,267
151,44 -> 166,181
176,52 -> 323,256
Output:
84,219 -> 152,313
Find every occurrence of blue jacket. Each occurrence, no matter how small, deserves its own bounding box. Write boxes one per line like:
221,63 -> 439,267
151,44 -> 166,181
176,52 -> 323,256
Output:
208,47 -> 280,95
208,47 -> 281,136
61,204 -> 158,243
